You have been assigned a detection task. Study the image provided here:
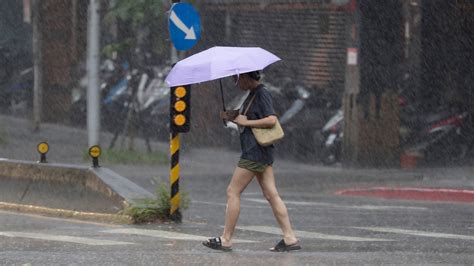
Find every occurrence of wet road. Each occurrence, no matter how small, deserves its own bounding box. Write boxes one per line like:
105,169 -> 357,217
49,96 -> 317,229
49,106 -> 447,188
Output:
1,179 -> 473,265
0,115 -> 473,264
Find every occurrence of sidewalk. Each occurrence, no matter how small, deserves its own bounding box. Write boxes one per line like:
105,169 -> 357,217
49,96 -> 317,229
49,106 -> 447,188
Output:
1,114 -> 473,195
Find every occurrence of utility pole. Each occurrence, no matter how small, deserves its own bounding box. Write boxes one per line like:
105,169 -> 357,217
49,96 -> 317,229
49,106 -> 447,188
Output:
343,0 -> 402,167
87,0 -> 101,147
31,0 -> 42,131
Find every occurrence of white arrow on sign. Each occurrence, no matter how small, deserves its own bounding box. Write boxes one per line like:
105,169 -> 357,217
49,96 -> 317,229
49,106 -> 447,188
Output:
170,10 -> 196,40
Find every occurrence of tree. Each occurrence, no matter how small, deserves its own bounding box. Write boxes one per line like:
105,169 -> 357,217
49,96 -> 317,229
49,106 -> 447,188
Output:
103,0 -> 169,65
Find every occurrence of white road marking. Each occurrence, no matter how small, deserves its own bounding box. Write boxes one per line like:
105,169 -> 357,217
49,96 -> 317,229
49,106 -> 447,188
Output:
0,231 -> 133,246
237,226 -> 393,242
103,228 -> 256,243
355,227 -> 474,241
245,198 -> 428,211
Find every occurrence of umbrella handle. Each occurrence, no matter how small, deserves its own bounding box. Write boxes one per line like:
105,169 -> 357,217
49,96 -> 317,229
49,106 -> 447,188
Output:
220,79 -> 227,126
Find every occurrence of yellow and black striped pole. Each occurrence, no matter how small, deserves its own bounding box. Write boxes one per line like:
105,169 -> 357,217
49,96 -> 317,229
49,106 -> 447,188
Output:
169,84 -> 191,222
169,131 -> 182,222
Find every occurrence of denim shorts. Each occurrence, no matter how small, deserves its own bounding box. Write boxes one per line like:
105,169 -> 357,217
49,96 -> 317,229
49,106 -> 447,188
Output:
238,158 -> 268,173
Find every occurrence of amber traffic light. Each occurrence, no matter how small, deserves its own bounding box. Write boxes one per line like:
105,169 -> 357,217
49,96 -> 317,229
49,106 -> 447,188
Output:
170,85 -> 191,132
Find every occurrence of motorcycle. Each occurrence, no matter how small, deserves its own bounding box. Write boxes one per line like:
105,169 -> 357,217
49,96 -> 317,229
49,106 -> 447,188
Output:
5,67 -> 33,114
0,41 -> 32,113
404,108 -> 472,164
136,67 -> 171,142
316,109 -> 343,165
70,58 -> 128,127
318,100 -> 472,165
70,56 -> 171,144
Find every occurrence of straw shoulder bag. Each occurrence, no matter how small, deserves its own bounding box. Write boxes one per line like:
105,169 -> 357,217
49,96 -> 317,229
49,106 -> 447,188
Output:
243,93 -> 285,147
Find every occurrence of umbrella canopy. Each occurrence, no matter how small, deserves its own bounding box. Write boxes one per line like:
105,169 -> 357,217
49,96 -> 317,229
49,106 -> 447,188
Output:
165,46 -> 281,87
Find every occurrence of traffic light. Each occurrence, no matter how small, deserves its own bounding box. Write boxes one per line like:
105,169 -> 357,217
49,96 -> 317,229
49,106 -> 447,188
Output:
170,85 -> 191,133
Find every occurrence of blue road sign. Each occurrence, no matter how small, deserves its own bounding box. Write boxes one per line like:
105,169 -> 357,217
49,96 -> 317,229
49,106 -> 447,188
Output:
169,3 -> 201,51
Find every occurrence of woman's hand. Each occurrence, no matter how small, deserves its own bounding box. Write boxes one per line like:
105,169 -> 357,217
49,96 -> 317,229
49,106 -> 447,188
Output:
233,114 -> 248,126
233,115 -> 277,128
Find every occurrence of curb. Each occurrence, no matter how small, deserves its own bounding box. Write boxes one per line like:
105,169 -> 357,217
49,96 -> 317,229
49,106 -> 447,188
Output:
0,159 -> 154,223
335,187 -> 474,203
0,202 -> 133,224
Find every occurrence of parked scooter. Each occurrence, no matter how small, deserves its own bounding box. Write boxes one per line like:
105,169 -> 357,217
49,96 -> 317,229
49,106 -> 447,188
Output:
69,54 -> 171,150
5,67 -> 33,114
0,41 -> 32,113
317,101 -> 472,165
404,108 -> 472,163
316,109 -> 343,165
135,66 -> 171,142
108,63 -> 171,149
69,58 -> 129,128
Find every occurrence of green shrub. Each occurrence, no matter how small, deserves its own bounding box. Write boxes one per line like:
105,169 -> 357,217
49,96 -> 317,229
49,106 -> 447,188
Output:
121,180 -> 190,224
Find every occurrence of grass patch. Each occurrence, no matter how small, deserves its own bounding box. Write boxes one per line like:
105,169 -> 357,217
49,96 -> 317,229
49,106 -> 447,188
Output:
121,180 -> 191,223
83,148 -> 168,165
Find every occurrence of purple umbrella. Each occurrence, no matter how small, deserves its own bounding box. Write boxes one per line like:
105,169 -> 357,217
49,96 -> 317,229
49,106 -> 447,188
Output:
165,46 -> 281,87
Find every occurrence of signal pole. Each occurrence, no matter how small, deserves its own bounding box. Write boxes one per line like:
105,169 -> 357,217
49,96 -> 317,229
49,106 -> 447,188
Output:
170,0 -> 180,64
169,0 -> 181,223
169,85 -> 191,223
169,131 -> 181,222
168,0 -> 200,223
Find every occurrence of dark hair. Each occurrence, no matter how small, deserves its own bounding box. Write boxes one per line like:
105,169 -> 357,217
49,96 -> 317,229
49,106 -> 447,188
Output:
246,71 -> 261,81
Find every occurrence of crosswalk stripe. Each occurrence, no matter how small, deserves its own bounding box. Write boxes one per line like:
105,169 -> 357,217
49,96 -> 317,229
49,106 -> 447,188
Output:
237,226 -> 393,242
244,198 -> 428,211
355,227 -> 474,240
102,228 -> 256,243
0,231 -> 133,246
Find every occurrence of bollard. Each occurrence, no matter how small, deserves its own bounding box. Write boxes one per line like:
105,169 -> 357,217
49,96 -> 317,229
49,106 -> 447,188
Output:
88,145 -> 101,168
37,142 -> 49,163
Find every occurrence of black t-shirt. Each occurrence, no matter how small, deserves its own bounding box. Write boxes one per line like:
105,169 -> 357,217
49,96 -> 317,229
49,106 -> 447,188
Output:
239,84 -> 276,165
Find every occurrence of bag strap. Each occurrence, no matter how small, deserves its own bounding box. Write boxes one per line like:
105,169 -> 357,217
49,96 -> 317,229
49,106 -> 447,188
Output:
242,93 -> 257,116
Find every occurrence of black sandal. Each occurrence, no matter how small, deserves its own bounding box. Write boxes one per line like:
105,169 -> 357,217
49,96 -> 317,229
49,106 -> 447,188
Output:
202,237 -> 232,251
270,239 -> 301,252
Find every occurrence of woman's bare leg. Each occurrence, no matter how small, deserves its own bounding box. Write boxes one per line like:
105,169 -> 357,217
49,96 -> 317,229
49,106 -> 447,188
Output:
220,167 -> 255,247
256,166 -> 298,245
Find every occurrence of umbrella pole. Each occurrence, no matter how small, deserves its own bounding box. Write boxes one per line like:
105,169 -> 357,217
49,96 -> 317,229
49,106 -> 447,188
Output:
219,79 -> 227,126
219,79 -> 226,111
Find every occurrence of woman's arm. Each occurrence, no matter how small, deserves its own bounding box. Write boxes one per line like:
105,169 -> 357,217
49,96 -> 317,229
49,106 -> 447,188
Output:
233,115 -> 277,128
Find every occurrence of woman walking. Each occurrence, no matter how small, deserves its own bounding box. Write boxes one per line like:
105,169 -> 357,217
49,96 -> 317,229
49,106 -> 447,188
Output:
202,71 -> 301,252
